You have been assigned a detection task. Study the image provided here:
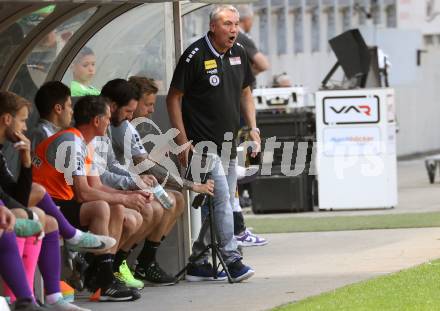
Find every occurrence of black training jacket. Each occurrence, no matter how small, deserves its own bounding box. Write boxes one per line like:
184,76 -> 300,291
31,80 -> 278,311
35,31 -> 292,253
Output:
0,145 -> 32,210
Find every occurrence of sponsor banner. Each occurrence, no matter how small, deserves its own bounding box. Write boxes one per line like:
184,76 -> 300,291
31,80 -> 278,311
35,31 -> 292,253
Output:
323,96 -> 380,125
323,126 -> 382,156
209,75 -> 220,86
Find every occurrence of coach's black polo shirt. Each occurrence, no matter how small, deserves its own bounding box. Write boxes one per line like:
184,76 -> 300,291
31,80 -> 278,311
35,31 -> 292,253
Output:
170,32 -> 254,158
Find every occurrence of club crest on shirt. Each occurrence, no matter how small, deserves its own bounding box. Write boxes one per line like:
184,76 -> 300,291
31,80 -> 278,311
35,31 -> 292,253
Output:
204,59 -> 217,70
209,75 -> 220,86
229,56 -> 241,65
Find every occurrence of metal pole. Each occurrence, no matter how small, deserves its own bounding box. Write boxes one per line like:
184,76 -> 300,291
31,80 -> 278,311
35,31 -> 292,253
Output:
208,195 -> 218,279
173,1 -> 183,61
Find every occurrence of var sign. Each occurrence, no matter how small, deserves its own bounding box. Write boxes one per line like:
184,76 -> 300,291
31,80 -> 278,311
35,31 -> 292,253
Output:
323,96 -> 380,125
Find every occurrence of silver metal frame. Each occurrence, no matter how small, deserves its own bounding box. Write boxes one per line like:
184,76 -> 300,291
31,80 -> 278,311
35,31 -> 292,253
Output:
0,3 -> 94,89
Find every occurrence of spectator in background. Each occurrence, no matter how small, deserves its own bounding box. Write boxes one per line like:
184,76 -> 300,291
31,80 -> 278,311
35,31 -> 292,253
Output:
70,47 -> 100,96
273,72 -> 293,88
231,4 -> 269,247
25,5 -> 58,76
236,4 -> 270,85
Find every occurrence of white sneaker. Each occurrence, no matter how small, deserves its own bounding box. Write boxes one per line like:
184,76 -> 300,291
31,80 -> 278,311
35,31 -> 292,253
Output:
66,232 -> 116,253
0,297 -> 10,311
48,298 -> 91,311
235,229 -> 268,247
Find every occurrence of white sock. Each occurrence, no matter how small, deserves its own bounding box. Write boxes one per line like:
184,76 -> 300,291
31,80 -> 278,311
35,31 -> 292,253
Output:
232,196 -> 242,212
46,292 -> 63,304
66,229 -> 83,244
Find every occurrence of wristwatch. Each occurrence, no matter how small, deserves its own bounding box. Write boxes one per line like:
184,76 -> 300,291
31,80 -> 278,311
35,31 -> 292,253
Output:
250,127 -> 260,135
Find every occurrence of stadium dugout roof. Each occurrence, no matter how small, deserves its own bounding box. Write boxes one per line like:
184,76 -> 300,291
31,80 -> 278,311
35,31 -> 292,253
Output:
0,0 -> 253,90
0,0 -> 255,271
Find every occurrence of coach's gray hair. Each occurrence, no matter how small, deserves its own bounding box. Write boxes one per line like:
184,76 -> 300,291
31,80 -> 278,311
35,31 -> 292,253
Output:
236,5 -> 253,20
209,5 -> 239,24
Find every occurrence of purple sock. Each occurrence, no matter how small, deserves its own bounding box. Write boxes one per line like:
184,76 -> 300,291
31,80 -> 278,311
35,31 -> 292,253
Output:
0,231 -> 34,299
37,193 -> 76,239
38,231 -> 61,295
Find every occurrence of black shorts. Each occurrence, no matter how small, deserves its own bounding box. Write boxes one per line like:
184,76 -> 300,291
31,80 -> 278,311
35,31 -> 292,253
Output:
53,199 -> 88,232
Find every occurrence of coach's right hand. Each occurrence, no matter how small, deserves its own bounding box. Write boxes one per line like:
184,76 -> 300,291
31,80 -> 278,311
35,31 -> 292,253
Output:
178,143 -> 194,168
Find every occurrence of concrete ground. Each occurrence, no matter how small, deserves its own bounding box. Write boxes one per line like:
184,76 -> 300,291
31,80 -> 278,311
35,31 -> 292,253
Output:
77,159 -> 440,310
